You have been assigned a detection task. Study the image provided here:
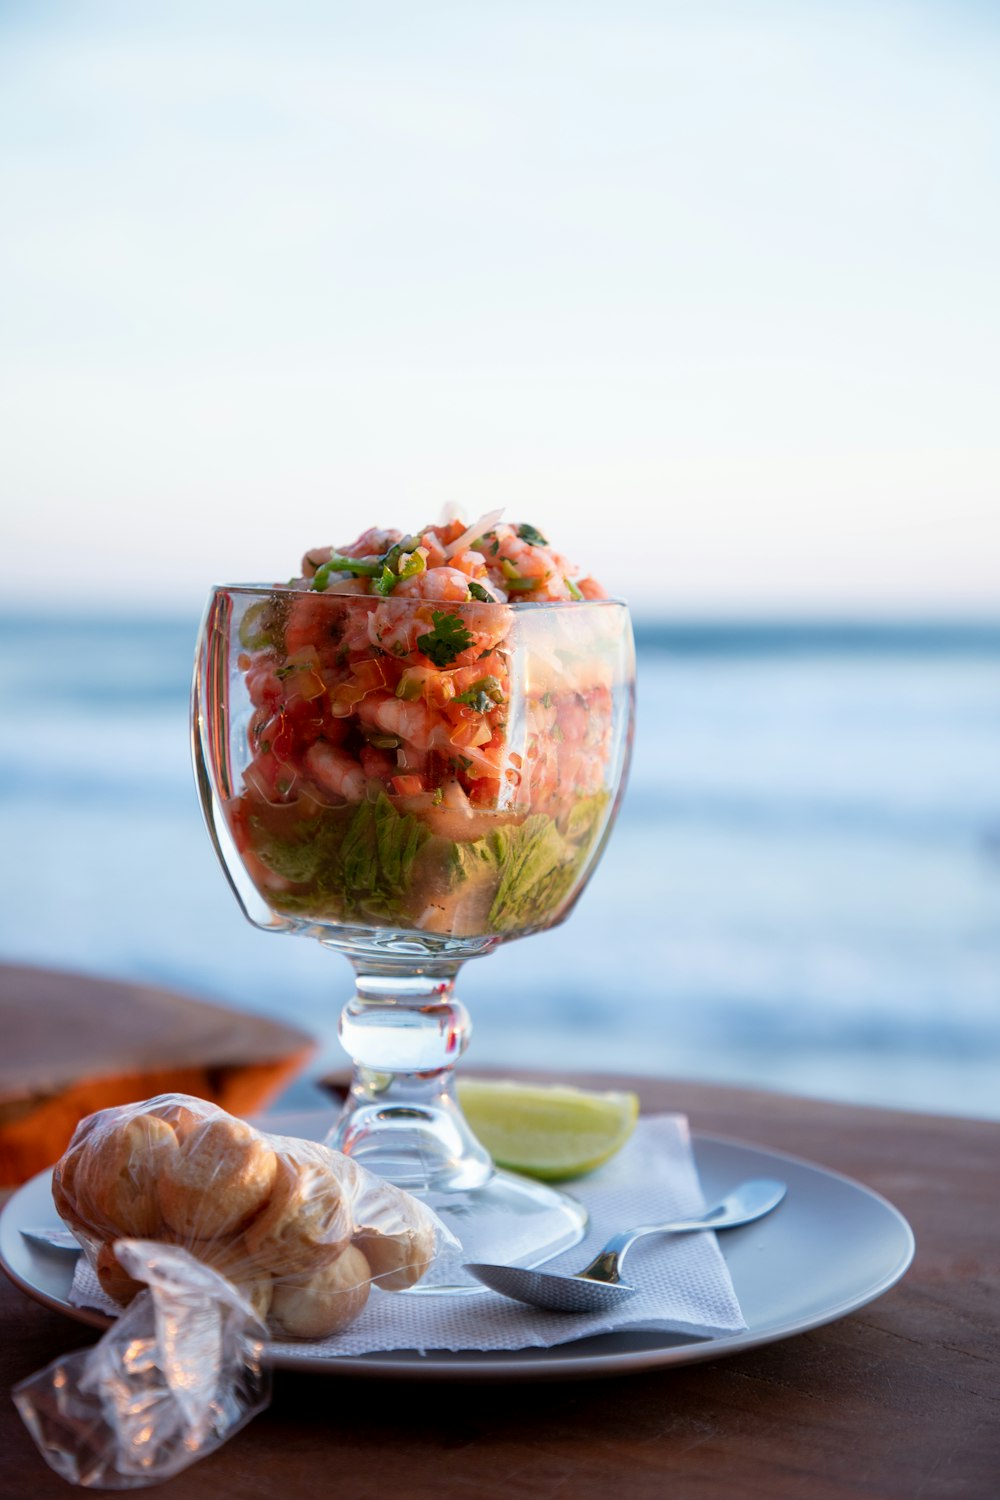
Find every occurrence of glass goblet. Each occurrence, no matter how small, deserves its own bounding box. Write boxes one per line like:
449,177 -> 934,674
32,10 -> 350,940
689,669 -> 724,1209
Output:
193,586 -> 634,1286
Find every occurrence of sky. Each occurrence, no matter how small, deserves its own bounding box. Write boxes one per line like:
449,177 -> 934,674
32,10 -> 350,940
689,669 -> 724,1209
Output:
1,0 -> 998,616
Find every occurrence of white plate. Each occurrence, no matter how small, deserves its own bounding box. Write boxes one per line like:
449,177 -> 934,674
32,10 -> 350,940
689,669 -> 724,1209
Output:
0,1133 -> 914,1382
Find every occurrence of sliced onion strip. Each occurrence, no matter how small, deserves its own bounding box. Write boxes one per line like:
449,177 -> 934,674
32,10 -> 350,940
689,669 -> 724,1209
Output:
443,508 -> 505,560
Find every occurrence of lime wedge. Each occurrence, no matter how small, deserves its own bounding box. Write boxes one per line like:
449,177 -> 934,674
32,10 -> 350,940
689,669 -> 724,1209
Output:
457,1079 -> 639,1181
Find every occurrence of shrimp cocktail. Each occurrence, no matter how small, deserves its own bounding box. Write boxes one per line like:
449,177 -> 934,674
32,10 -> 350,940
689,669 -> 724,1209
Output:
194,512 -> 635,1281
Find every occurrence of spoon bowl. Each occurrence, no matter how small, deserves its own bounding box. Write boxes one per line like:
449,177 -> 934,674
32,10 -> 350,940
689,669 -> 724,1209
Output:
465,1178 -> 787,1313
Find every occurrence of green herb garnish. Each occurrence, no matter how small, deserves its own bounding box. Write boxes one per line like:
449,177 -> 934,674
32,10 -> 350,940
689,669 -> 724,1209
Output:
468,581 -> 496,603
252,795 -> 429,923
312,552 -> 384,590
516,522 -> 549,546
500,558 -> 541,592
417,611 -> 474,666
398,550 -> 425,581
314,537 -> 425,595
453,675 -> 504,713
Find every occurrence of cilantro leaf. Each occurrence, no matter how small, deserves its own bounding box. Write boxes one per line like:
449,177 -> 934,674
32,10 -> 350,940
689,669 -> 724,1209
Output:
516,522 -> 549,547
453,675 -> 505,713
417,611 -> 474,666
468,581 -> 496,603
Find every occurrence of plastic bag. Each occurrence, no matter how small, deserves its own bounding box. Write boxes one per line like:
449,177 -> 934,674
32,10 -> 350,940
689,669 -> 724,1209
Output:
15,1094 -> 458,1487
14,1242 -> 270,1488
50,1093 -> 454,1337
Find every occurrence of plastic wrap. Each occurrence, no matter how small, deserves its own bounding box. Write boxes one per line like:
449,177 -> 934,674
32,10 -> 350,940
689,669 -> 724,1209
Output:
15,1094 -> 458,1487
50,1093 -> 454,1335
14,1242 -> 270,1488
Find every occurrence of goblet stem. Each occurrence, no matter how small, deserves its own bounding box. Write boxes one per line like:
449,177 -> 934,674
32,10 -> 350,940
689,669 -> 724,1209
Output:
327,965 -> 492,1195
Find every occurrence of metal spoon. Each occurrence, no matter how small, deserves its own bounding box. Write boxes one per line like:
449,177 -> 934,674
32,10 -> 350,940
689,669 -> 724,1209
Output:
465,1178 -> 787,1313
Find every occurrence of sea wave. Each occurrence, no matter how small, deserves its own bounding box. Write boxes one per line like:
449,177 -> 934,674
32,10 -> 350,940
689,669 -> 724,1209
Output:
2,613 -> 998,1118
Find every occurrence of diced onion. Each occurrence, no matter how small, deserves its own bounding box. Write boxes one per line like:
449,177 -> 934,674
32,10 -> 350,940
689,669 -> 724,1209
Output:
444,508 -> 505,559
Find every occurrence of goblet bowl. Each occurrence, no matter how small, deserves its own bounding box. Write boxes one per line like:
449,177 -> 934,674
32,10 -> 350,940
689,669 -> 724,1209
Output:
193,586 -> 634,1284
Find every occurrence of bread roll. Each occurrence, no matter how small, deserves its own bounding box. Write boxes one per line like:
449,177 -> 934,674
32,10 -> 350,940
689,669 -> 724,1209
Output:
243,1150 -> 353,1277
353,1221 -> 436,1291
95,1240 -> 147,1306
269,1244 -> 372,1339
158,1116 -> 277,1240
352,1179 -> 437,1290
79,1114 -> 179,1236
195,1234 -> 272,1322
51,1138 -> 91,1237
233,1273 -> 273,1323
144,1097 -> 205,1143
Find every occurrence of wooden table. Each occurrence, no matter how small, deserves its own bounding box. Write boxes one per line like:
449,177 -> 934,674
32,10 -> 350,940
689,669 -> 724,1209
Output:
0,964 -> 315,1187
2,1076 -> 998,1499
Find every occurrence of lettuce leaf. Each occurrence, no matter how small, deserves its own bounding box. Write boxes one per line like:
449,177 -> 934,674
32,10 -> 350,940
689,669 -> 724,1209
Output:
487,817 -> 566,931
248,789 -> 609,935
249,805 -> 353,885
250,794 -> 429,922
487,792 -> 609,932
339,794 -> 430,919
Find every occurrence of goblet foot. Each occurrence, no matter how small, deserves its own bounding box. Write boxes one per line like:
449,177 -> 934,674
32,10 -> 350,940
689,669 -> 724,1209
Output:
417,1174 -> 588,1293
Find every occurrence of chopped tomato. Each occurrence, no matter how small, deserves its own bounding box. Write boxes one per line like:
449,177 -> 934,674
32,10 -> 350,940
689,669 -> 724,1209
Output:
391,773 -> 426,796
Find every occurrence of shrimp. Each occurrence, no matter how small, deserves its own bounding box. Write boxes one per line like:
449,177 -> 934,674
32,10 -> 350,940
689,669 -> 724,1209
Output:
487,524 -> 579,602
285,588 -> 370,659
303,741 -> 366,803
244,654 -> 284,710
300,546 -> 332,579
355,692 -> 503,782
369,594 -> 514,665
299,529 -> 402,582
445,601 -> 514,663
366,568 -> 477,656
416,530 -> 449,569
340,527 -> 403,560
357,692 -> 437,750
493,525 -> 553,580
449,652 -> 510,698
447,549 -> 490,580
393,566 -> 475,602
420,777 -> 497,843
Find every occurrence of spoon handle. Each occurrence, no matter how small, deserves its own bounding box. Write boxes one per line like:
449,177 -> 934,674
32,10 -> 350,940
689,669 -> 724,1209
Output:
578,1225 -> 697,1284
578,1178 -> 787,1284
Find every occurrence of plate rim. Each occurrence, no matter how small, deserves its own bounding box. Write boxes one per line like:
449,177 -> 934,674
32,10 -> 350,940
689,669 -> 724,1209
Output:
0,1131 -> 915,1382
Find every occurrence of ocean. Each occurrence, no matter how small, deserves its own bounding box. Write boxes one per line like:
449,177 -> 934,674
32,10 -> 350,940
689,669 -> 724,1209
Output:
2,613 -> 998,1120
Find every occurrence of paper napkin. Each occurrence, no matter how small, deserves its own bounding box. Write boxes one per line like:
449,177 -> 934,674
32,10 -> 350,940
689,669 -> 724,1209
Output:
70,1114 -> 746,1355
